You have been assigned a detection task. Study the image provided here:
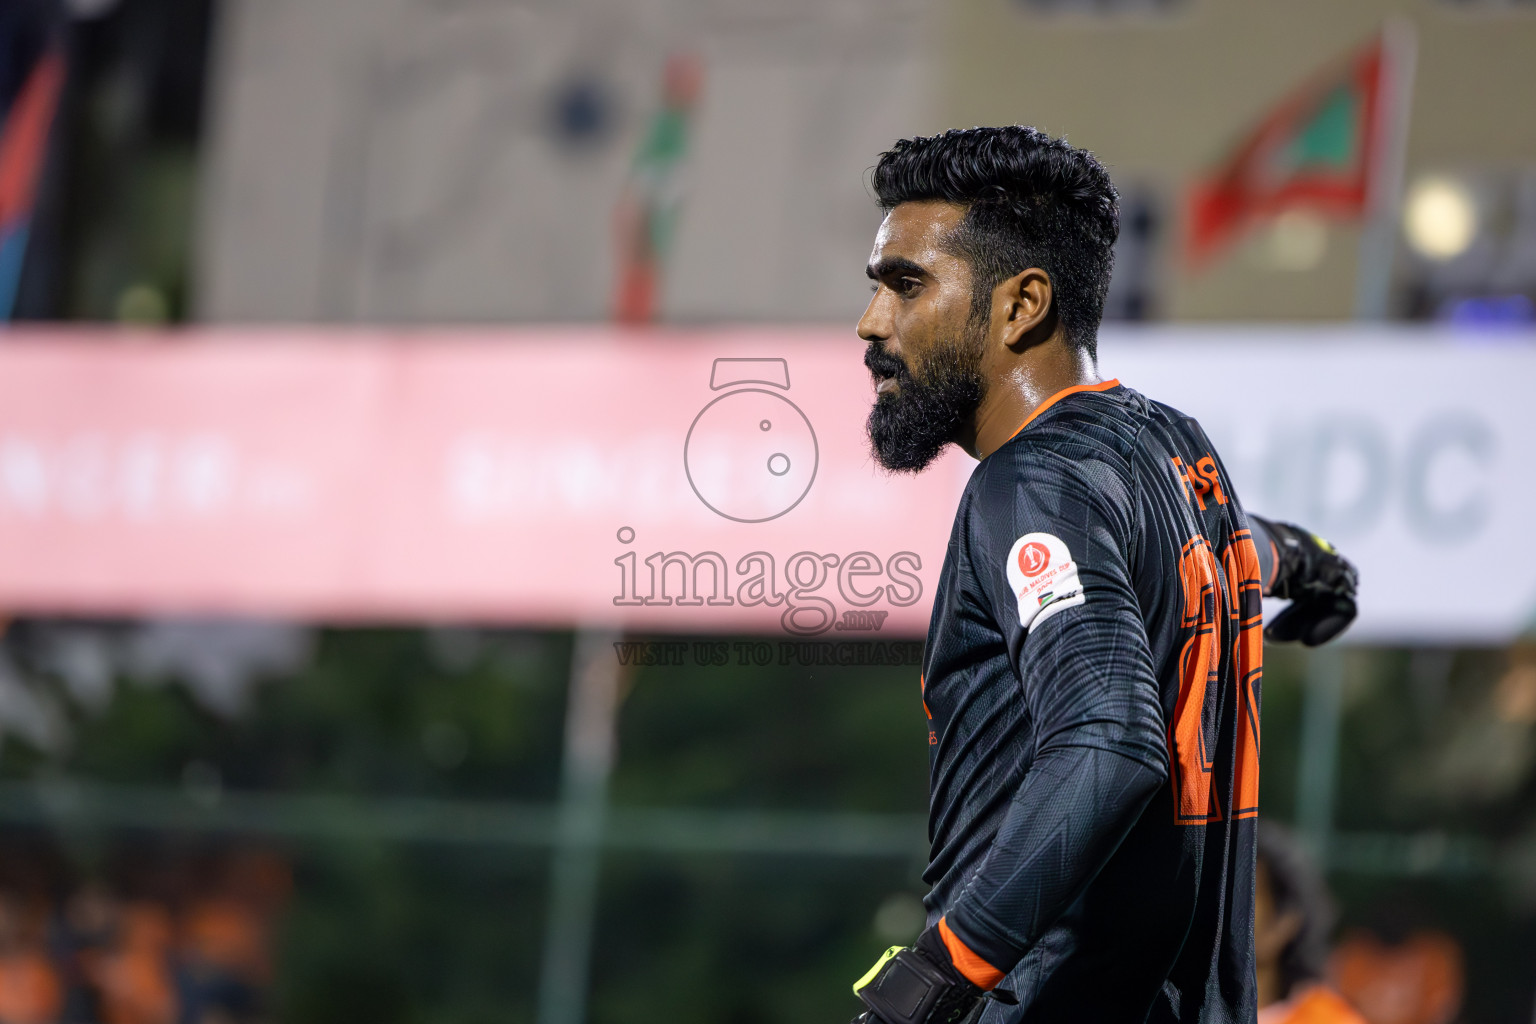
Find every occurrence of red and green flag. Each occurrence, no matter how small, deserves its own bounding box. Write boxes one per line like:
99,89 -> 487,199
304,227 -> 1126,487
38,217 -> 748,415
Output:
0,46 -> 64,321
612,54 -> 703,325
1185,34 -> 1390,266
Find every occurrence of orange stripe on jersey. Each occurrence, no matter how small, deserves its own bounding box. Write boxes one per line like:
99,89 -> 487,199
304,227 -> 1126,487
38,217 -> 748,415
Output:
937,917 -> 1005,990
921,673 -> 937,745
1006,378 -> 1120,443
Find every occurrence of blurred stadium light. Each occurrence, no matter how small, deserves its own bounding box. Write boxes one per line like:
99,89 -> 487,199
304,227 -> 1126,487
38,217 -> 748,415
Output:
1404,176 -> 1479,262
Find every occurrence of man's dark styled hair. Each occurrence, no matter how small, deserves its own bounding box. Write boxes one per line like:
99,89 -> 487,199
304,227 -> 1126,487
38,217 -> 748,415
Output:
871,126 -> 1119,358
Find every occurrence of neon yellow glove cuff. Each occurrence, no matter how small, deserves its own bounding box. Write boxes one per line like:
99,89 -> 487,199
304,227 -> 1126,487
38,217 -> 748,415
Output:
853,946 -> 906,995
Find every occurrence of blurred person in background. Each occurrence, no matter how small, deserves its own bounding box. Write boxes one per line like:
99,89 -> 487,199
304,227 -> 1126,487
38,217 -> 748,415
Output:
53,882 -> 116,1024
94,902 -> 176,1024
847,126 -> 1359,1024
1254,822 -> 1363,1024
175,851 -> 286,1024
1328,917 -> 1463,1024
0,889 -> 61,1024
8,844 -> 287,1024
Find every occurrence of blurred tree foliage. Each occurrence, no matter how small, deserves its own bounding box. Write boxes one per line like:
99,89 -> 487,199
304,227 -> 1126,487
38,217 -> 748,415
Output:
613,640 -> 928,812
0,627 -> 932,1024
0,629 -> 1531,1023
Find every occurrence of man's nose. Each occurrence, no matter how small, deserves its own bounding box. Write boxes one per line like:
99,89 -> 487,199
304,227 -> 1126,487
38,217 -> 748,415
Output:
858,290 -> 892,343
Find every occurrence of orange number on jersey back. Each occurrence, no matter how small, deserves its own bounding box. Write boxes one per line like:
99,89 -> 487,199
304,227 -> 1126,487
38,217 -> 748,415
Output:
1224,530 -> 1262,819
1170,531 -> 1262,823
1172,538 -> 1221,822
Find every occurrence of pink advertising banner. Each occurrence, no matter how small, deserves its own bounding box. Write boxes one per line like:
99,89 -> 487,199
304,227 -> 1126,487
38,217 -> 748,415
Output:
0,329 -> 971,636
7,327 -> 1536,642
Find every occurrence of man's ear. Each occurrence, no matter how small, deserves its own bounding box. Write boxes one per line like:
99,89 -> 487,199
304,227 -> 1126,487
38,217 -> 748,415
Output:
995,268 -> 1054,351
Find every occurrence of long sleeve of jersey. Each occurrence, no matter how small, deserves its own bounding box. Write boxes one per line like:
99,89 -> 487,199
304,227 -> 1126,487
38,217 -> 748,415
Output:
937,449 -> 1169,983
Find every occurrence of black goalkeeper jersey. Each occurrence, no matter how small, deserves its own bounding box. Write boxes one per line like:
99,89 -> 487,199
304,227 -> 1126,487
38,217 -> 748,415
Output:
920,380 -> 1262,1023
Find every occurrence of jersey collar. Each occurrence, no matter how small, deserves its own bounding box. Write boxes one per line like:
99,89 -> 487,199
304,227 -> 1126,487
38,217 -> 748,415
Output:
1003,378 -> 1121,445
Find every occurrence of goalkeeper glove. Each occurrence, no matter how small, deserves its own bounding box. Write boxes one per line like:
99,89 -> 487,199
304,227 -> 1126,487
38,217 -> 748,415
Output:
1251,515 -> 1359,646
849,927 -> 983,1024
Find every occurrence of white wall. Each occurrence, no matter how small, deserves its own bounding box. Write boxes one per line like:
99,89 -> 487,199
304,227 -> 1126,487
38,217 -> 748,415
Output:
195,0 -> 936,324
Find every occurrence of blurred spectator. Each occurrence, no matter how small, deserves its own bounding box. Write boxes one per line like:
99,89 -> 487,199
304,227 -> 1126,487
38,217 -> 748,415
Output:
1329,929 -> 1463,1024
176,901 -> 263,1024
53,882 -> 116,1024
0,890 -> 62,1024
1256,821 -> 1365,1024
175,852 -> 287,1024
93,903 -> 175,1024
0,844 -> 287,1024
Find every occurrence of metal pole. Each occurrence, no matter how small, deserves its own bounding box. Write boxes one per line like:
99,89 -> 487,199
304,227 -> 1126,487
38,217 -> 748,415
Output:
536,629 -> 626,1024
1295,646 -> 1346,867
1353,18 -> 1418,320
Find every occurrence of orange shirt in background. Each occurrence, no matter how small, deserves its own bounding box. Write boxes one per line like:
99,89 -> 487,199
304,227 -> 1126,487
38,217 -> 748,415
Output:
94,903 -> 177,1024
0,950 -> 62,1024
1329,930 -> 1463,1024
181,899 -> 269,984
1260,985 -> 1369,1024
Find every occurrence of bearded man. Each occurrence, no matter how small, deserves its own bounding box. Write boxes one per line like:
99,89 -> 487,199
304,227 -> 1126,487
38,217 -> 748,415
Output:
848,126 -> 1358,1024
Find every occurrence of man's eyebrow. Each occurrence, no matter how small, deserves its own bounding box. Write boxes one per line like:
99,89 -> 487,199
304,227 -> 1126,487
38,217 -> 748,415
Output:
866,256 -> 929,280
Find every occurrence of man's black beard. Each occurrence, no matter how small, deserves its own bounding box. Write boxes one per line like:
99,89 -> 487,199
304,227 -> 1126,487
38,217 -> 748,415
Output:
864,328 -> 985,474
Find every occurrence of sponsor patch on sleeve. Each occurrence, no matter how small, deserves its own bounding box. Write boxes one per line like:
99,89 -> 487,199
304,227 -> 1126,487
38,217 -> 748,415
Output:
1005,532 -> 1085,632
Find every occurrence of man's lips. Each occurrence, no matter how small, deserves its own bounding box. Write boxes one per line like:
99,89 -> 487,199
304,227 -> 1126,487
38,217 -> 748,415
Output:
875,377 -> 900,395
